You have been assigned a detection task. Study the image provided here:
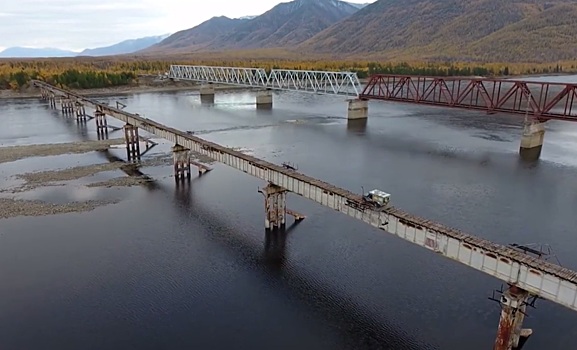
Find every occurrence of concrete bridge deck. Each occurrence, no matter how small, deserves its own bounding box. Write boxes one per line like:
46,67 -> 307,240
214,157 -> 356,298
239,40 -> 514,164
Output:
33,80 -> 577,349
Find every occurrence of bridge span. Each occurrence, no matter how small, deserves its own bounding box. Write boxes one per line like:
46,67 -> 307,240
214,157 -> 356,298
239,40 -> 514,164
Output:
360,74 -> 577,162
169,65 -> 577,162
167,65 -> 369,119
34,80 -> 577,350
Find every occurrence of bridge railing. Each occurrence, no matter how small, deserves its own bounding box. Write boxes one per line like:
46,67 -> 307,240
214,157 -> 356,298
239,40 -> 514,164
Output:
168,65 -> 362,97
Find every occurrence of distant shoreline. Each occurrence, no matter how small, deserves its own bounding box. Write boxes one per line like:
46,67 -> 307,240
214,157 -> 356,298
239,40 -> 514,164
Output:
0,83 -> 250,100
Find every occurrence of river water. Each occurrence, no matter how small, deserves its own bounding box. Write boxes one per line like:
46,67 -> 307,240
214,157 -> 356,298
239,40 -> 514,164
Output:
1,75 -> 577,349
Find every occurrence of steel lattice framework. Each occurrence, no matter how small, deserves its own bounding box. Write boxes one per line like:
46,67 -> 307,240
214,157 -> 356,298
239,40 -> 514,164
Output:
360,75 -> 577,122
168,65 -> 361,96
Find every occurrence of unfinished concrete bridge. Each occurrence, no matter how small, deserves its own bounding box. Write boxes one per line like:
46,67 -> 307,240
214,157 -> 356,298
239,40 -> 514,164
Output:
168,65 -> 577,162
34,80 -> 577,350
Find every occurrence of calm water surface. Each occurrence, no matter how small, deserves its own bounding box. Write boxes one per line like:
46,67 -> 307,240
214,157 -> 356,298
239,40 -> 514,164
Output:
1,76 -> 577,349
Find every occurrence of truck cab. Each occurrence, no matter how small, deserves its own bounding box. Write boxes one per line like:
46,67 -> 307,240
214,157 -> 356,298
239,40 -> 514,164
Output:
363,189 -> 391,207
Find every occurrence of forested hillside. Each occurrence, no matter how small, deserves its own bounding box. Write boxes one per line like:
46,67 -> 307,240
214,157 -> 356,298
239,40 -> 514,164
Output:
299,0 -> 577,62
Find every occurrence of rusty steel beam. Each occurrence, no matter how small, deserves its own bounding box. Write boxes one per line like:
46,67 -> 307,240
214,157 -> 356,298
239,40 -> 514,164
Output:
360,75 -> 577,122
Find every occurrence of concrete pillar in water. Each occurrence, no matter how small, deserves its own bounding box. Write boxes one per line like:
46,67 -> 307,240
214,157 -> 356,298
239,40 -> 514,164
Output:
519,120 -> 546,161
200,84 -> 215,104
172,144 -> 191,181
75,102 -> 86,121
124,124 -> 141,162
256,90 -> 273,109
95,110 -> 108,138
348,98 -> 368,119
259,183 -> 287,231
494,286 -> 533,350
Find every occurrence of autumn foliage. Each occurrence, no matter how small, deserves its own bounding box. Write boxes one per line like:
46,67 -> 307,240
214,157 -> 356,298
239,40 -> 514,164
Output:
0,56 -> 574,91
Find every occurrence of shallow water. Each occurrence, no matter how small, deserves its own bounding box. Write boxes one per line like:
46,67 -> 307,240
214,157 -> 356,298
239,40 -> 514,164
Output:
1,77 -> 577,349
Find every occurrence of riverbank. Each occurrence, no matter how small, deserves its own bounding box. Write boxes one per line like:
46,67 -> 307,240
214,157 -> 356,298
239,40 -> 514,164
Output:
0,82 -> 250,100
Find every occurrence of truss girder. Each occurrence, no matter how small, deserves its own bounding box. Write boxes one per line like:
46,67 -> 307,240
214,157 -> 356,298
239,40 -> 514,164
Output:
360,75 -> 577,121
168,65 -> 361,96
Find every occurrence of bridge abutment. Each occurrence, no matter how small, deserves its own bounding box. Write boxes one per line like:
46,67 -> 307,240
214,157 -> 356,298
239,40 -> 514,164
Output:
519,120 -> 546,161
256,90 -> 273,109
172,144 -> 191,181
348,98 -> 368,119
494,286 -> 532,350
124,124 -> 141,161
200,84 -> 215,104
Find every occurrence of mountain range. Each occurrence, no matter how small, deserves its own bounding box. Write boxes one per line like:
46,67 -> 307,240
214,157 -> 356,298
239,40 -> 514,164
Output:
0,35 -> 169,58
143,0 -> 577,62
3,0 -> 575,62
144,0 -> 368,53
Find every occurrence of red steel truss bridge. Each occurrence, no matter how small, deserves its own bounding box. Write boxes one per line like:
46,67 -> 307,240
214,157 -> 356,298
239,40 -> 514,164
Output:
360,75 -> 577,122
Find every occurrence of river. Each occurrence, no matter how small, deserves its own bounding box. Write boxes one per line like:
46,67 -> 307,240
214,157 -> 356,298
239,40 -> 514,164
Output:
1,75 -> 577,349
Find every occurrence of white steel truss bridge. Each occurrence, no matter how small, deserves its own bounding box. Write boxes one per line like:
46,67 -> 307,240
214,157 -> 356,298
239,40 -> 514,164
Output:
168,65 -> 362,97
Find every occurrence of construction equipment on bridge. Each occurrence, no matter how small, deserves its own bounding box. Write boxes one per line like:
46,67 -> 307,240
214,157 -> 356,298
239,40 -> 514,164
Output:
362,188 -> 391,207
360,74 -> 577,121
168,65 -> 361,96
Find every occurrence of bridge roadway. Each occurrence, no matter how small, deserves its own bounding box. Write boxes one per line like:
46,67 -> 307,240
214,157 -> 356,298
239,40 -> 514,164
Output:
33,79 -> 577,311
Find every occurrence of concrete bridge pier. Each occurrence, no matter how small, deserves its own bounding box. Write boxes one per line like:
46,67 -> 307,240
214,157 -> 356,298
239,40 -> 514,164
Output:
348,98 -> 369,119
256,90 -> 273,109
124,124 -> 141,161
494,286 -> 533,350
49,93 -> 56,109
75,102 -> 86,121
60,98 -> 74,115
172,144 -> 191,181
519,120 -> 546,161
259,183 -> 287,231
95,110 -> 108,138
200,84 -> 215,104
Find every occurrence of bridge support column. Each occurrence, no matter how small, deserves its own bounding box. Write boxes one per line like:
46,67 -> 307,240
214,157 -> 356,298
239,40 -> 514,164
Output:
256,90 -> 273,109
348,98 -> 368,119
494,286 -> 533,350
172,145 -> 191,181
519,120 -> 546,161
124,124 -> 140,161
75,102 -> 86,121
61,98 -> 74,115
259,183 -> 287,231
200,84 -> 215,104
49,93 -> 56,109
95,110 -> 108,137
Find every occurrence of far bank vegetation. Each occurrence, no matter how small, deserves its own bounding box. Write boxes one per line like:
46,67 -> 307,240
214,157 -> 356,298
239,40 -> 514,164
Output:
0,56 -> 574,90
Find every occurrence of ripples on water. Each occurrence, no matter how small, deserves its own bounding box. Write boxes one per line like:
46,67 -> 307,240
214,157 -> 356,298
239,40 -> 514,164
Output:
1,78 -> 577,349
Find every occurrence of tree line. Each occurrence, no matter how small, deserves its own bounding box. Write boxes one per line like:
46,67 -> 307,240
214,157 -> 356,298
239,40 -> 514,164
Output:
0,58 -> 574,90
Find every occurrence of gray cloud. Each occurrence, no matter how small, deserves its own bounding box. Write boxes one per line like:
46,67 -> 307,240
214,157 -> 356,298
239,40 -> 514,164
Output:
0,0 -> 374,51
0,0 -> 166,50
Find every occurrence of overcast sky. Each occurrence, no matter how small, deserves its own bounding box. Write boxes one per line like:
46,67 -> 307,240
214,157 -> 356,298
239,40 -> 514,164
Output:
0,0 -> 373,52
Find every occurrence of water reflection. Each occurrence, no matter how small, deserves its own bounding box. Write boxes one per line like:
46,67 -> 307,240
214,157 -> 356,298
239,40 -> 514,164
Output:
347,118 -> 368,134
169,173 -> 433,349
97,149 -> 161,191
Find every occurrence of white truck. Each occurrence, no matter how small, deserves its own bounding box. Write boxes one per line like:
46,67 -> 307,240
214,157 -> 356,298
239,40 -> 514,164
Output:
363,189 -> 391,207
